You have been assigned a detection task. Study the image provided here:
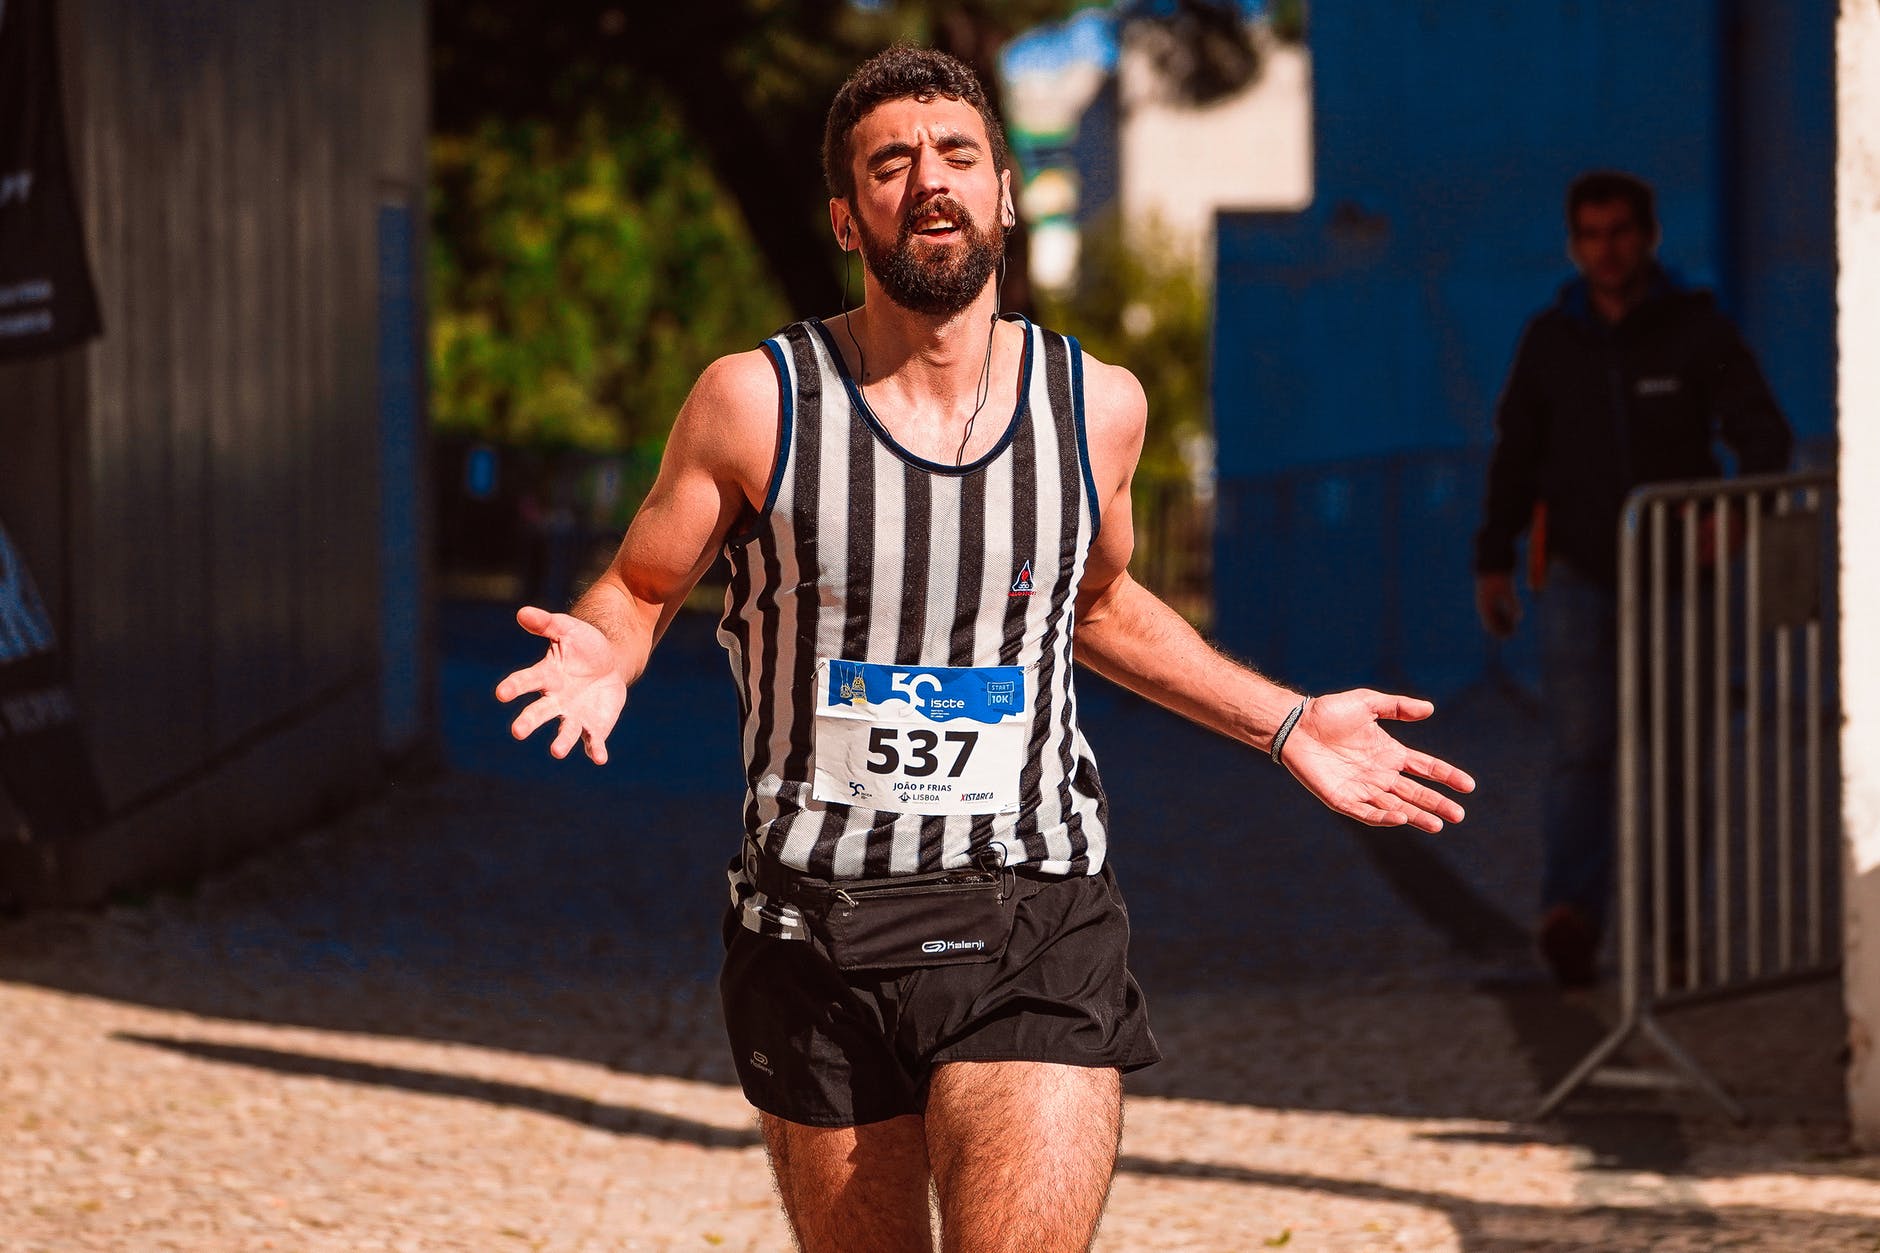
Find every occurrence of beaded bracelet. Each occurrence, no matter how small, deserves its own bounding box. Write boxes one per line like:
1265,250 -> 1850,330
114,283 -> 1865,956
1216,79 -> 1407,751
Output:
1270,698 -> 1308,765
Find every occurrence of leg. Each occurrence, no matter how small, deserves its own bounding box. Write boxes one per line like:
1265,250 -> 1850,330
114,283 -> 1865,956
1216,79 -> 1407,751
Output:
1538,562 -> 1620,938
924,1061 -> 1122,1253
760,1112 -> 935,1252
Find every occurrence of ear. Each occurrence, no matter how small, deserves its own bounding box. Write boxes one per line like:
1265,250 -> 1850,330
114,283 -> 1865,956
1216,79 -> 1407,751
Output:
829,198 -> 855,251
999,169 -> 1016,230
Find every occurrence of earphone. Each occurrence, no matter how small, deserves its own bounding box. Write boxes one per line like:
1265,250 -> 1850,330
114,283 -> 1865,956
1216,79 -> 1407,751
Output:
839,204 -> 1006,466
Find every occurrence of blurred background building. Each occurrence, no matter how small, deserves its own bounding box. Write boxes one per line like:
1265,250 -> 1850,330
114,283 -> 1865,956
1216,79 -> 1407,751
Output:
1209,1 -> 1835,697
1002,0 -> 1310,289
0,0 -> 428,904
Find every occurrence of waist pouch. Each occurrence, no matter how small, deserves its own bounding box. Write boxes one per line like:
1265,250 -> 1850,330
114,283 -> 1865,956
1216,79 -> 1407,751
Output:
748,846 -> 1015,971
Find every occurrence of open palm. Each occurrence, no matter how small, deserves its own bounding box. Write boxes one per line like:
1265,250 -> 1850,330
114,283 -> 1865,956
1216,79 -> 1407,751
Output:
494,606 -> 629,764
1280,689 -> 1474,832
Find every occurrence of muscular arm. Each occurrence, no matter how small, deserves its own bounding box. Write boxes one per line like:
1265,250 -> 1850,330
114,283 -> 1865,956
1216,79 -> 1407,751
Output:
1072,356 -> 1473,830
1071,366 -> 1301,754
576,351 -> 778,678
495,349 -> 780,761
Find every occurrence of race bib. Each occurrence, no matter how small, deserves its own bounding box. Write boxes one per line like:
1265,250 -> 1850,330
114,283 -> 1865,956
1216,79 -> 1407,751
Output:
811,659 -> 1030,815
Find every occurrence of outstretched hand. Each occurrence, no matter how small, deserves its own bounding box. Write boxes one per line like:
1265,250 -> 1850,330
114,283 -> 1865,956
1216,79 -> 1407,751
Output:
1279,689 -> 1475,832
494,606 -> 628,764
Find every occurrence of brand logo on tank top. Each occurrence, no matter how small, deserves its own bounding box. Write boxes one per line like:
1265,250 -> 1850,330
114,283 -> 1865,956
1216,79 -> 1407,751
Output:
1010,560 -> 1035,597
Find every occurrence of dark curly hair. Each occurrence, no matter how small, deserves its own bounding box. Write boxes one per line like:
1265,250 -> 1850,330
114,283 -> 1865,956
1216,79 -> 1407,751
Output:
822,45 -> 1010,205
1566,170 -> 1658,238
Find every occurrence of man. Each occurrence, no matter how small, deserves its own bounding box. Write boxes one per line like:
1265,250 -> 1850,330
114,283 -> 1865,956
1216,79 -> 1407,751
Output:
500,46 -> 1472,1252
1474,170 -> 1791,988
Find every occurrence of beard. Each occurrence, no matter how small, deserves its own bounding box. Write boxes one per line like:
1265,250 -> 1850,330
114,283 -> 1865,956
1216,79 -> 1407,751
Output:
856,195 -> 1004,317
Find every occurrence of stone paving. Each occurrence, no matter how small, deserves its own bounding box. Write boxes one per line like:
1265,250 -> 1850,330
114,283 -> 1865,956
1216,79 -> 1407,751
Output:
2,602 -> 1878,1251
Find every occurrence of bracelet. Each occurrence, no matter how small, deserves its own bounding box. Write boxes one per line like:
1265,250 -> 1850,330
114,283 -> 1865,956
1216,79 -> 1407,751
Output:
1270,698 -> 1307,765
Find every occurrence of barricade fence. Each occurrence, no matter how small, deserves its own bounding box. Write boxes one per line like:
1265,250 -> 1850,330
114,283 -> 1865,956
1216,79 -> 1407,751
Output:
1537,470 -> 1838,1121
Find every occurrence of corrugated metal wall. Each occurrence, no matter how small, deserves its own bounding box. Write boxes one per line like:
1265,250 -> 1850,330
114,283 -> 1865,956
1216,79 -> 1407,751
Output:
0,0 -> 426,899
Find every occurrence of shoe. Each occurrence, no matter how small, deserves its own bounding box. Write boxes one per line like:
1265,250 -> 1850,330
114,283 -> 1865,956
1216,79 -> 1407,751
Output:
1537,904 -> 1599,988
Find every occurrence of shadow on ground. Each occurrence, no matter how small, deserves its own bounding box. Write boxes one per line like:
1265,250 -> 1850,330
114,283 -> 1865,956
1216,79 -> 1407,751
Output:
0,601 -> 1855,1192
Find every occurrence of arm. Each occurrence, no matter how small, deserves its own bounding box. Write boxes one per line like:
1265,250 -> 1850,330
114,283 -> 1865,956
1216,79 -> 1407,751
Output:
1473,322 -> 1548,636
1704,316 -> 1792,475
494,350 -> 780,762
1072,359 -> 1474,832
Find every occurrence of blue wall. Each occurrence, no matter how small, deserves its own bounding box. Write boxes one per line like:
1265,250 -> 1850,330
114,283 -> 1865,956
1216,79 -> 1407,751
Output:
1209,0 -> 1835,696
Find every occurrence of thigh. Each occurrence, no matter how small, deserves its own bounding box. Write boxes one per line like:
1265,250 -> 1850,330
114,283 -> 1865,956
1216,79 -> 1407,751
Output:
761,1112 -> 935,1253
719,907 -> 923,1127
1540,563 -> 1619,762
924,1060 -> 1122,1253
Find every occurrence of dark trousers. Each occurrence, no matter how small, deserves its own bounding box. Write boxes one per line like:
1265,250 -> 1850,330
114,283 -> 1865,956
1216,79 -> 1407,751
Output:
1538,560 -> 1712,941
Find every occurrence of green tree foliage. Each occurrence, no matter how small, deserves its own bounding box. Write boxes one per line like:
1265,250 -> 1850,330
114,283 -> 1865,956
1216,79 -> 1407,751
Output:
1038,216 -> 1211,488
430,106 -> 788,452
1039,217 -> 1215,623
432,0 -> 1075,320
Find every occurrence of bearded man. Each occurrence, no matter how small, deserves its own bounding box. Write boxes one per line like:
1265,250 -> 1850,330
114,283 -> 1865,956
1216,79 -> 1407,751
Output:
499,46 -> 1473,1252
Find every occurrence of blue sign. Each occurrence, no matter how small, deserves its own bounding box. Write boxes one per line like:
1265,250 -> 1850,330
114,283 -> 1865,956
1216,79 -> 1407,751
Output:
827,661 -> 1025,724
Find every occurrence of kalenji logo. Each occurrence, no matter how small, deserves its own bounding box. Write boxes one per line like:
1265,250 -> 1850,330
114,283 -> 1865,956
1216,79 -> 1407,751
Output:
1009,560 -> 1035,597
921,939 -> 987,954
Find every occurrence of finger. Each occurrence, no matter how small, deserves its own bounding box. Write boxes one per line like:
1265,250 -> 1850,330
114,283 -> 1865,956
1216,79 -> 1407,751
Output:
549,719 -> 583,760
1388,779 -> 1465,827
583,729 -> 610,766
1339,794 -> 1410,827
1385,774 -> 1462,820
495,662 -> 553,704
509,696 -> 560,742
516,605 -> 563,639
1368,691 -> 1436,722
1404,752 -> 1477,794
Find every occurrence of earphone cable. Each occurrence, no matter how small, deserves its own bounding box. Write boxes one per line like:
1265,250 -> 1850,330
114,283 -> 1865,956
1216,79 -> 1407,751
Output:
841,223 -> 1002,469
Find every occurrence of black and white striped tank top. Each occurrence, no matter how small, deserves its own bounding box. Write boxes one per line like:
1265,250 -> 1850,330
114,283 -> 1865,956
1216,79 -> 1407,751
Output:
717,314 -> 1110,913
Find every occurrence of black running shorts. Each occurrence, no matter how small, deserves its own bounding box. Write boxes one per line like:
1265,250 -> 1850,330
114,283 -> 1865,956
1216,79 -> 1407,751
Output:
718,863 -> 1161,1127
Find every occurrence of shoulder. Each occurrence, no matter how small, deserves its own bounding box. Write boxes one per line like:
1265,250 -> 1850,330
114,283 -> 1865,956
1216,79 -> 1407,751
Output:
668,348 -> 785,493
1066,344 -> 1146,498
1072,345 -> 1147,453
1524,304 -> 1573,342
690,346 -> 785,415
1666,288 -> 1734,336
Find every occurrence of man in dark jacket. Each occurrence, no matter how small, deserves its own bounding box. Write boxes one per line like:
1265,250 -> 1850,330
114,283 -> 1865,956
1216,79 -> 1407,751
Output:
1474,170 -> 1791,986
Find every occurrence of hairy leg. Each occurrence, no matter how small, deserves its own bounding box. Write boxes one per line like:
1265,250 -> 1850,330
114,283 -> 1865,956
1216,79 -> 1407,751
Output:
760,1112 -> 935,1252
924,1061 -> 1123,1253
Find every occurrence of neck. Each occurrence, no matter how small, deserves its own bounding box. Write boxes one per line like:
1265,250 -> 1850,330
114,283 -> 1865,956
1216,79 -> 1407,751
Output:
1589,272 -> 1650,324
842,280 -> 1002,393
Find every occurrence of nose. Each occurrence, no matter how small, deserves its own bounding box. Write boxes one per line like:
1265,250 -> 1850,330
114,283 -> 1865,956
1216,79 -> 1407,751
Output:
909,146 -> 951,200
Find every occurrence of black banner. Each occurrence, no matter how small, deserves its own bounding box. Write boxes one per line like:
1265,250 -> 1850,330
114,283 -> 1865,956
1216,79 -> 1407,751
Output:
0,517 -> 103,839
0,0 -> 101,361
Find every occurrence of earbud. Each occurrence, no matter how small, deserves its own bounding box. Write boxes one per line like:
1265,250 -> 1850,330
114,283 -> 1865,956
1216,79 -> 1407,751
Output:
844,223 -> 853,250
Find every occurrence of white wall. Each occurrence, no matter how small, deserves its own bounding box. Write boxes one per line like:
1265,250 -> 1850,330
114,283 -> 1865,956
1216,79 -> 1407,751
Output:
1839,0 -> 1880,1146
1117,30 -> 1312,267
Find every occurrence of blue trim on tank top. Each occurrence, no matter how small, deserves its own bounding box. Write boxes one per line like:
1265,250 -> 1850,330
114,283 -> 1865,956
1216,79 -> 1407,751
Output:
724,336 -> 795,550
1066,335 -> 1100,539
806,313 -> 1035,477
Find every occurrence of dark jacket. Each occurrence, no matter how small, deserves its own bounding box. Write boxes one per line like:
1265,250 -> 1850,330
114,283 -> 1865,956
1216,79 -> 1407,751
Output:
1475,267 -> 1793,590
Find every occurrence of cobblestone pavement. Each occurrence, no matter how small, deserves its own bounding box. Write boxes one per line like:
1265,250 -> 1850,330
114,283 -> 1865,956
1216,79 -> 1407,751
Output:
3,603 -> 1877,1251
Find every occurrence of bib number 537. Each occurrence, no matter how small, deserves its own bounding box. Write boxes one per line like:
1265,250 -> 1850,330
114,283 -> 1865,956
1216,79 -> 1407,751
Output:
864,727 -> 979,778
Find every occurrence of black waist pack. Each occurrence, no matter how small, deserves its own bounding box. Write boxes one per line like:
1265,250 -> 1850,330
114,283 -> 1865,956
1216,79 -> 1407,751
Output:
750,845 -> 1016,971
821,866 -> 1015,970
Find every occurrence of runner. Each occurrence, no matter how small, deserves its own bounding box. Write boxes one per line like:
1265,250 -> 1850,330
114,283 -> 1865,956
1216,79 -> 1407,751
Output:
498,45 -> 1474,1252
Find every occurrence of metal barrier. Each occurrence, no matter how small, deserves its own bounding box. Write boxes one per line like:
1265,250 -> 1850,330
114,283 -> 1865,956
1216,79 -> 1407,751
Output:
1536,470 -> 1839,1121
